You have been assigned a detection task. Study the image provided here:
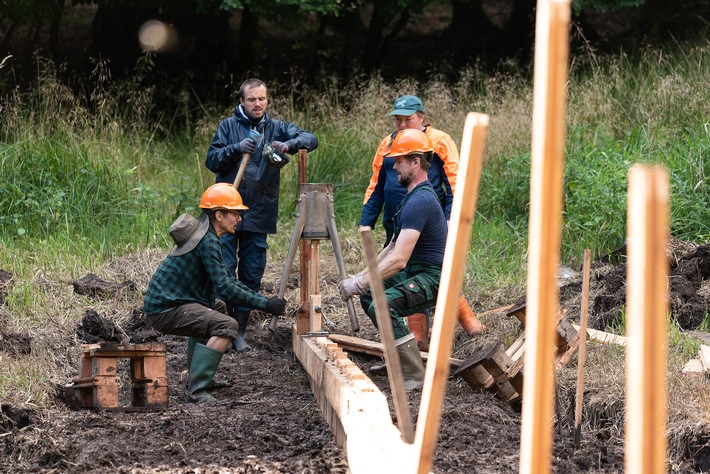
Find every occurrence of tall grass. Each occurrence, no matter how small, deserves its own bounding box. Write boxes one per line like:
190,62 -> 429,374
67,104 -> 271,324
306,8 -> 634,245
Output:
0,39 -> 708,406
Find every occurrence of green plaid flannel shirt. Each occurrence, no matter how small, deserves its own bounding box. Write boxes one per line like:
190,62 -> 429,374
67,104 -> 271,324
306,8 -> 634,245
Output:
143,226 -> 268,315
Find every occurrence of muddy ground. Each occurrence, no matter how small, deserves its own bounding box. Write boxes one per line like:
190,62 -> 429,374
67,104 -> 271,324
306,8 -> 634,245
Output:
2,241 -> 710,473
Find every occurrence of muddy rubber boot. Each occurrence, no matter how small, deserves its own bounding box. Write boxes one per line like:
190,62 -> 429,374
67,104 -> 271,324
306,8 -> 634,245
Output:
396,333 -> 426,390
187,343 -> 230,405
187,338 -> 230,389
457,295 -> 485,337
407,313 -> 430,352
231,310 -> 252,353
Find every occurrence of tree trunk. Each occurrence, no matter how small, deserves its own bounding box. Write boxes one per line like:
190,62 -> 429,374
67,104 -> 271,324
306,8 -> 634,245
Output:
236,6 -> 258,74
48,0 -> 65,59
362,3 -> 409,73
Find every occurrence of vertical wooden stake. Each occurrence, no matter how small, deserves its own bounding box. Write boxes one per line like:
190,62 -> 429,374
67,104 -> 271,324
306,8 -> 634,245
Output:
574,248 -> 591,447
625,165 -> 669,474
309,240 -> 321,333
414,112 -> 489,474
519,1 -> 571,473
360,229 -> 414,444
298,150 -> 311,332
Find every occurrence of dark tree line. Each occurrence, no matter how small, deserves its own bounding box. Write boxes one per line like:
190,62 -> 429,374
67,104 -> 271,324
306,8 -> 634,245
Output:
0,0 -> 707,94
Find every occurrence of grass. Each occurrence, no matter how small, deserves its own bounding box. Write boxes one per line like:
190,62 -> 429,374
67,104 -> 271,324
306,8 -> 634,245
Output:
0,37 -> 709,408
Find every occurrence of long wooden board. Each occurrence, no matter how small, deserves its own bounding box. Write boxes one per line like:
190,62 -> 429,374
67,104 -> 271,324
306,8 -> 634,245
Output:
327,334 -> 463,369
292,327 -> 418,472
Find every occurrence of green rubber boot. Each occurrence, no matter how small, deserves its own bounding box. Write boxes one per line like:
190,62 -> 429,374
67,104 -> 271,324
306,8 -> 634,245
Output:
396,333 -> 426,390
187,337 -> 230,389
231,310 -> 252,353
187,343 -> 230,405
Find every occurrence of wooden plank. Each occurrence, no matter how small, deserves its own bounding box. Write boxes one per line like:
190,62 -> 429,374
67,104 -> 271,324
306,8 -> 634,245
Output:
698,345 -> 710,372
327,334 -> 463,369
574,248 -> 591,447
479,304 -> 514,317
506,333 -> 526,361
556,319 -> 578,351
624,165 -> 670,474
555,330 -> 581,369
414,112 -> 489,474
682,358 -> 704,376
572,325 -> 628,346
518,1 -> 571,473
360,228 -> 414,444
292,326 -> 418,472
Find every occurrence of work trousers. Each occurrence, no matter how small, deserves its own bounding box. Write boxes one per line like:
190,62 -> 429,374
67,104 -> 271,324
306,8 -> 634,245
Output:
146,300 -> 238,340
359,260 -> 441,339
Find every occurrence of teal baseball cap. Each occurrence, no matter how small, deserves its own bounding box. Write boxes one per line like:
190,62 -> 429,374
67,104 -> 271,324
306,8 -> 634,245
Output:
388,95 -> 424,116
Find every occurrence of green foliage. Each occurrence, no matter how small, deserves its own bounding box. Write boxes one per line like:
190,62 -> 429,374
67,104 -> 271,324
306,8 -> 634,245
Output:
572,0 -> 647,15
0,37 -> 708,291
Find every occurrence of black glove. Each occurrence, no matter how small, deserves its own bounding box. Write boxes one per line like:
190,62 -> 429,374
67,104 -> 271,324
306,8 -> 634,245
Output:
265,297 -> 286,316
239,137 -> 256,154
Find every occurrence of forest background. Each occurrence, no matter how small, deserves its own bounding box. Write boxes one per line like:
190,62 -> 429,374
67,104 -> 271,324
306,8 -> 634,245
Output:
0,0 -> 708,405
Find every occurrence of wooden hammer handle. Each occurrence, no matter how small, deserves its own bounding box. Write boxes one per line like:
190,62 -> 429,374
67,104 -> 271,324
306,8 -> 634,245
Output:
233,153 -> 251,189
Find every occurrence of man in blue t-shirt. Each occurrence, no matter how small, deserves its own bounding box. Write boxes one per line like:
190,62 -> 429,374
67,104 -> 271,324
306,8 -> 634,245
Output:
338,129 -> 447,390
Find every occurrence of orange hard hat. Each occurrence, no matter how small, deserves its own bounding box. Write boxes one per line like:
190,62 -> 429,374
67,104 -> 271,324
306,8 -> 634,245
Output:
199,183 -> 249,210
385,129 -> 433,158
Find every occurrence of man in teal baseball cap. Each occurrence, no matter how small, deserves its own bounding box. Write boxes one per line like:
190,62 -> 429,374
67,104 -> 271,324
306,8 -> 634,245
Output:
389,95 -> 425,116
359,93 -> 486,352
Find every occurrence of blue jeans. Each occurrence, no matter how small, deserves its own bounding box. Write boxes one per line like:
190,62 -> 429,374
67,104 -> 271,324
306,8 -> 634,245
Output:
220,231 -> 268,311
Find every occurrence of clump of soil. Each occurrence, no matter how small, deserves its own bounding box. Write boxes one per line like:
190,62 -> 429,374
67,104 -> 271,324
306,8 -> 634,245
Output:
0,333 -> 32,355
72,273 -> 136,299
76,309 -> 129,344
566,242 -> 710,331
0,268 -> 12,305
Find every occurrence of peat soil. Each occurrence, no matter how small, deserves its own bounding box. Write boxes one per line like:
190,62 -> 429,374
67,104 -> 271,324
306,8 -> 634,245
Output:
3,242 -> 710,473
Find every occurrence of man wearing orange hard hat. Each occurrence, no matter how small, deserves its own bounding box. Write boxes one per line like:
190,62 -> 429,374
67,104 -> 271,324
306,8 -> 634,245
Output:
339,129 -> 445,390
144,183 -> 287,404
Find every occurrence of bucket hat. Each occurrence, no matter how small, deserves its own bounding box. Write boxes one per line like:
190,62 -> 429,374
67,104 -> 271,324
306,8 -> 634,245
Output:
169,213 -> 209,256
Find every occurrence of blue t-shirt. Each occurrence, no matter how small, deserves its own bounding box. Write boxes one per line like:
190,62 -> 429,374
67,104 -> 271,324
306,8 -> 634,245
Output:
394,182 -> 448,266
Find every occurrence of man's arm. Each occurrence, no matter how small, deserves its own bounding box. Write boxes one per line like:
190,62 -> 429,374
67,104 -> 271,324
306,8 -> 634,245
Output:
359,139 -> 388,228
200,236 -> 269,310
277,121 -> 318,153
365,228 -> 420,283
206,120 -> 244,174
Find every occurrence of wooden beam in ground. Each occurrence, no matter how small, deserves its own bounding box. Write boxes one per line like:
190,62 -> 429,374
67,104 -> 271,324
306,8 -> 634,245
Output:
360,228 -> 414,444
292,327 -> 417,472
572,325 -> 628,346
327,334 -> 463,369
574,249 -> 591,447
624,164 -> 669,474
698,345 -> 710,372
518,1 -> 571,473
414,112 -> 489,474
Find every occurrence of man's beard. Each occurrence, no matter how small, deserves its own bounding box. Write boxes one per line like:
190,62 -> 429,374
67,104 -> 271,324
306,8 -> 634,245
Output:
397,173 -> 412,188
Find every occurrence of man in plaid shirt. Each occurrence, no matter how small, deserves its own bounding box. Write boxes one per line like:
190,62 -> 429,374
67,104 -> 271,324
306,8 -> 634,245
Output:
144,183 -> 286,404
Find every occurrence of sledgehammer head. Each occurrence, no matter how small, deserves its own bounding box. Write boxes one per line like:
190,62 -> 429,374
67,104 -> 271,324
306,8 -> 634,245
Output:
263,142 -> 290,169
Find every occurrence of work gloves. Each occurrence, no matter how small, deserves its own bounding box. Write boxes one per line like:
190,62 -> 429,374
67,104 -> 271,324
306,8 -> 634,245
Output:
338,275 -> 368,300
239,137 -> 257,154
265,296 -> 287,315
271,141 -> 289,154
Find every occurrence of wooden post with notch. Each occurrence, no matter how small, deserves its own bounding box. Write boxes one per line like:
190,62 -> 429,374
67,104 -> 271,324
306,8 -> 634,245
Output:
298,150 -> 311,333
518,1 -> 571,473
360,228 -> 414,443
414,112 -> 489,473
624,165 -> 669,474
574,248 -> 591,447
